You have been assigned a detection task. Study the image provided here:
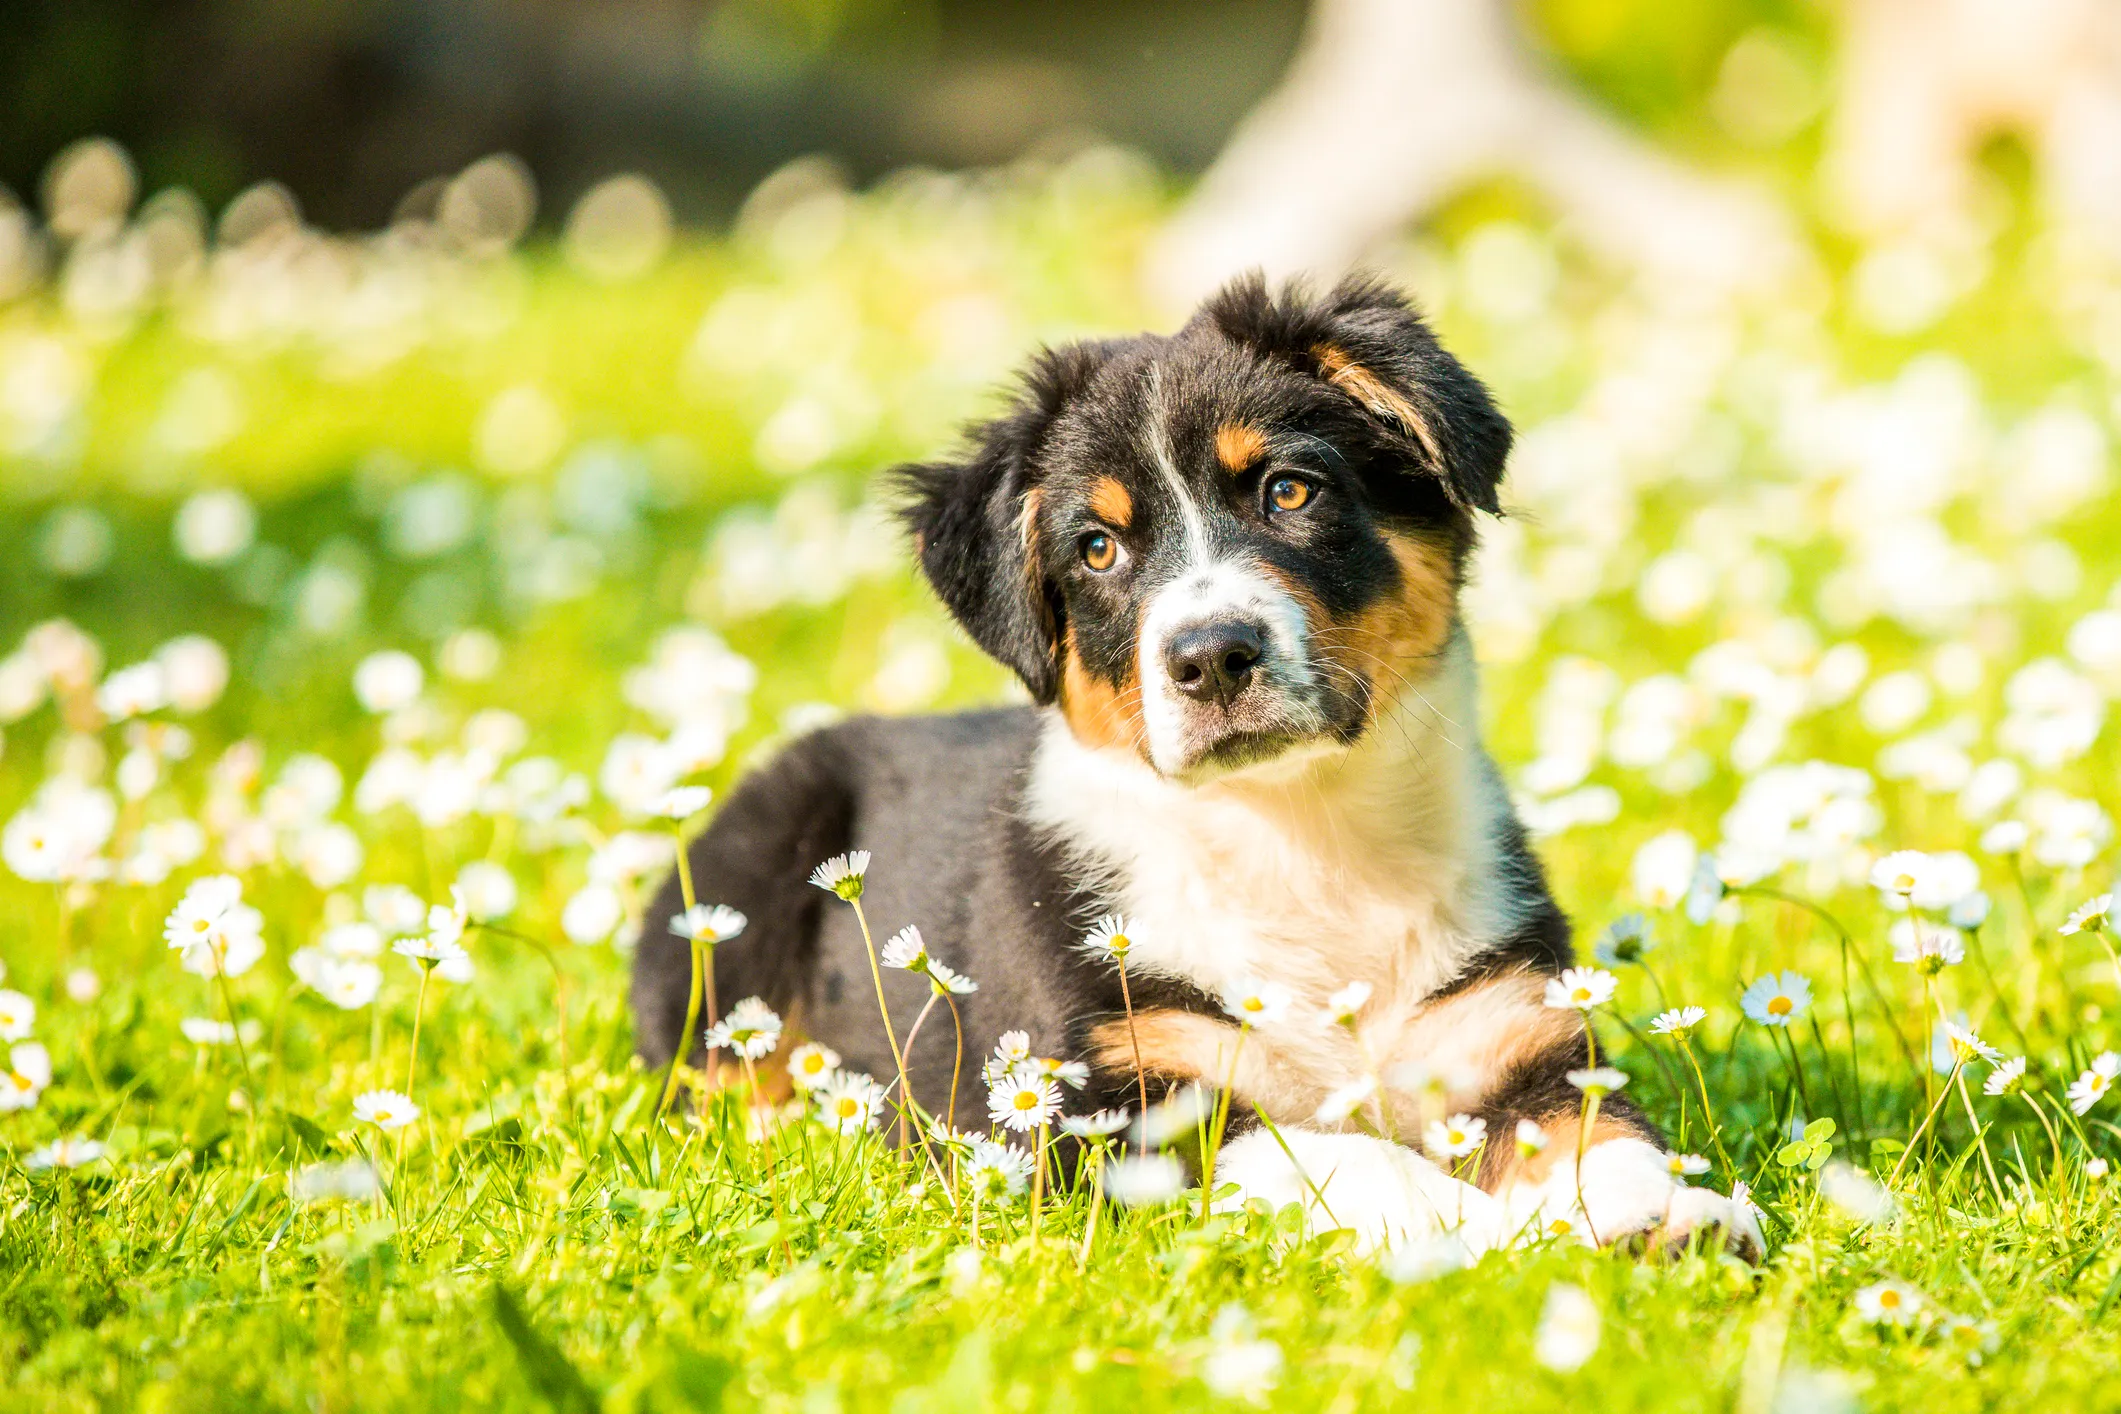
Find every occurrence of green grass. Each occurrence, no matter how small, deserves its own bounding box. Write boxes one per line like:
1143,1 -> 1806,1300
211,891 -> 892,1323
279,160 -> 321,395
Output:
6,153 -> 2121,1411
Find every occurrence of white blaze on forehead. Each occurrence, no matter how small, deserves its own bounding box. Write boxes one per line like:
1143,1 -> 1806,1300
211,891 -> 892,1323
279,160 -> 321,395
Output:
1142,363 -> 1211,563
1132,361 -> 1323,775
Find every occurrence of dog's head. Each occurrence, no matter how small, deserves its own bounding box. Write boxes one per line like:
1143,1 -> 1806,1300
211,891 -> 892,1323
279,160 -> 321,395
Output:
897,273 -> 1511,781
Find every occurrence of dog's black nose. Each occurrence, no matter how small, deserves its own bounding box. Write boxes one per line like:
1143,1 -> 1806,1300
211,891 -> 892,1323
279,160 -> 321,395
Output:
1165,620 -> 1264,706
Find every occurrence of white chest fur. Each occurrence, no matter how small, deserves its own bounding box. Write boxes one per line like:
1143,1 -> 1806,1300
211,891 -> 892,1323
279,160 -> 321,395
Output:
1020,640 -> 1531,1070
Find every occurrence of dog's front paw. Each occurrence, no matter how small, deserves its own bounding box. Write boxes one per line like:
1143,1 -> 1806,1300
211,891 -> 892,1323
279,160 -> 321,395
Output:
1657,1184 -> 1765,1261
1214,1128 -> 1502,1254
1516,1139 -> 1761,1261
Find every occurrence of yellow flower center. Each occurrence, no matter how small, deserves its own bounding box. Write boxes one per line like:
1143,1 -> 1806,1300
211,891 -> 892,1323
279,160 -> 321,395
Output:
1571,987 -> 1592,1003
1768,996 -> 1793,1016
1548,1219 -> 1572,1236
1879,1290 -> 1901,1309
834,1098 -> 859,1117
1014,1092 -> 1038,1110
1892,874 -> 1916,893
6,1073 -> 29,1092
193,918 -> 211,933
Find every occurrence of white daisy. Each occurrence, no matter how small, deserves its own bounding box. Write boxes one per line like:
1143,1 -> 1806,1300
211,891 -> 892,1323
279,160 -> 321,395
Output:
1868,850 -> 1934,900
880,925 -> 929,972
1853,1280 -> 1924,1326
1424,1113 -> 1487,1159
1665,1152 -> 1711,1179
1515,1118 -> 1549,1159
966,1140 -> 1033,1200
1649,1005 -> 1707,1038
1592,914 -> 1652,966
815,1071 -> 885,1133
652,785 -> 713,821
1566,1067 -> 1628,1097
1059,1108 -> 1131,1139
2061,894 -> 2114,936
1984,1056 -> 2028,1096
1083,915 -> 1134,960
785,1042 -> 841,1091
1,1042 -> 53,1112
668,903 -> 748,946
1940,1022 -> 1999,1066
352,1089 -> 421,1130
392,932 -> 470,975
1543,966 -> 1617,1012
807,851 -> 872,901
1324,981 -> 1373,1027
24,1136 -> 107,1171
2068,1053 -> 2120,1115
987,1069 -> 1063,1132
926,959 -> 978,995
1314,1075 -> 1379,1126
1105,1152 -> 1186,1206
1739,972 -> 1813,1028
1221,978 -> 1293,1027
704,996 -> 782,1060
0,988 -> 34,1042
1891,920 -> 1965,974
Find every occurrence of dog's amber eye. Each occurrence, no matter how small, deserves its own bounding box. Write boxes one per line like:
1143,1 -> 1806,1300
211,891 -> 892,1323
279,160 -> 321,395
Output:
1082,533 -> 1118,572
1268,475 -> 1314,513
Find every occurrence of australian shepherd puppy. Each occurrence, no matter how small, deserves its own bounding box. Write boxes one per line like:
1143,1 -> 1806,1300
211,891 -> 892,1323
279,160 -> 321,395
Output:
635,273 -> 1759,1257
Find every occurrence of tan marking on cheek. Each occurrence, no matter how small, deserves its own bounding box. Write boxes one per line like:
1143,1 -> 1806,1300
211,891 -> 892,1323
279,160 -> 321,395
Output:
1313,530 -> 1460,716
1215,423 -> 1269,474
1058,628 -> 1147,758
1087,477 -> 1133,528
1312,343 -> 1446,470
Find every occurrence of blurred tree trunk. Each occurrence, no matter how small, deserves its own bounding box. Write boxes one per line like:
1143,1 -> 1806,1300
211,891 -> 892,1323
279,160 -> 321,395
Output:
1146,0 -> 1800,309
1824,0 -> 2121,250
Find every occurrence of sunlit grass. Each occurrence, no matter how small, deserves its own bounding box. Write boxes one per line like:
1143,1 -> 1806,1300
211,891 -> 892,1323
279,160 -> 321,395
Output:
5,152 -> 2121,1409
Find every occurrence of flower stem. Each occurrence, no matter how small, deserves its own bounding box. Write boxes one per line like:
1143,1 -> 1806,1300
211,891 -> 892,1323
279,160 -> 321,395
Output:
1954,1064 -> 2005,1208
943,990 -> 964,1134
404,966 -> 432,1097
655,936 -> 706,1122
1116,955 -> 1149,1144
847,898 -> 913,1150
1888,1057 -> 1964,1189
1077,1144 -> 1106,1270
1677,1037 -> 1736,1182
213,966 -> 255,1089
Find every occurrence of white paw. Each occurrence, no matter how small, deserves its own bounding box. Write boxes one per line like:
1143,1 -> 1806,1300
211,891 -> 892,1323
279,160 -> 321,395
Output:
1663,1185 -> 1765,1260
1213,1128 -> 1502,1254
1508,1139 -> 1761,1259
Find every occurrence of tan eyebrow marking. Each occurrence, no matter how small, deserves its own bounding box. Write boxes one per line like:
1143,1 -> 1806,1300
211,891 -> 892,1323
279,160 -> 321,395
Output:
1087,476 -> 1133,528
1214,423 -> 1269,474
1312,343 -> 1446,471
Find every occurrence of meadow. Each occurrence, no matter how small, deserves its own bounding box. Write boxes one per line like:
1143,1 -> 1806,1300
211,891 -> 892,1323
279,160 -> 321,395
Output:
6,144 -> 2121,1410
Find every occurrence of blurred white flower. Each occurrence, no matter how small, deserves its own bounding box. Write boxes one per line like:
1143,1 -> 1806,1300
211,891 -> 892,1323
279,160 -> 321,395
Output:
561,883 -> 625,945
352,1089 -> 420,1130
1533,1283 -> 1601,1373
173,489 -> 256,565
352,650 -> 424,714
1,1041 -> 53,1111
0,989 -> 34,1041
453,861 -> 518,922
705,996 -> 782,1060
1222,978 -> 1293,1027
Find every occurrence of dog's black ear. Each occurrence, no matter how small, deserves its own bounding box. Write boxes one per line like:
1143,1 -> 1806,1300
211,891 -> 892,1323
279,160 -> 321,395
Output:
1204,271 -> 1512,515
894,342 -> 1112,703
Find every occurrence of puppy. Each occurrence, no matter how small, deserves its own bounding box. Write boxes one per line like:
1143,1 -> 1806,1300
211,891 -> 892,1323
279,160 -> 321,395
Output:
635,273 -> 1759,1258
